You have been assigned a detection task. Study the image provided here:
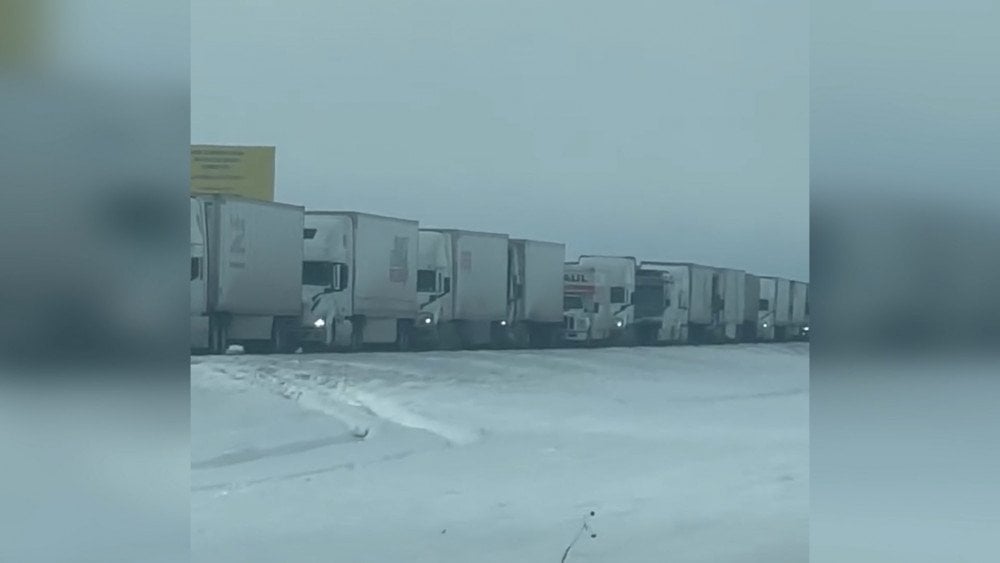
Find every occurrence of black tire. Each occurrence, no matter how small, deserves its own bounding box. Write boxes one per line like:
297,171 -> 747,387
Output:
613,326 -> 637,347
635,324 -> 656,346
273,320 -> 298,354
209,320 -> 228,355
527,324 -> 551,349
347,318 -> 365,352
438,322 -> 462,351
512,322 -> 531,349
396,321 -> 412,352
489,323 -> 509,350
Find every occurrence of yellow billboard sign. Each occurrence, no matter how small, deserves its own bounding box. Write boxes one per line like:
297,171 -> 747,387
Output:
191,145 -> 275,201
1,0 -> 43,68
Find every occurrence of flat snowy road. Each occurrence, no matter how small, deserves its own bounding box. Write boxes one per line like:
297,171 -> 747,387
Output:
192,344 -> 809,563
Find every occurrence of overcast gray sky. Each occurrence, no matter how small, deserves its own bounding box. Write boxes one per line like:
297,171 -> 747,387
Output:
192,0 -> 807,280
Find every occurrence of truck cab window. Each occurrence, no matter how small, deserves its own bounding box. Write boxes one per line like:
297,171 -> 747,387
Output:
564,295 -> 583,310
417,270 -> 437,292
191,257 -> 200,280
610,287 -> 626,304
759,298 -> 770,310
443,277 -> 451,293
302,261 -> 334,286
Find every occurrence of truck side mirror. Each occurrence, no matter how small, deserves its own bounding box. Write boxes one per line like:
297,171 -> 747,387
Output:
337,264 -> 349,291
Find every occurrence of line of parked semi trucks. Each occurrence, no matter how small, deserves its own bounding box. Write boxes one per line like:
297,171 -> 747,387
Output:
191,194 -> 809,355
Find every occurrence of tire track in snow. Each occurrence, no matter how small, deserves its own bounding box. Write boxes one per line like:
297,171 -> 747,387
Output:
192,450 -> 416,493
226,363 -> 484,447
192,432 -> 368,470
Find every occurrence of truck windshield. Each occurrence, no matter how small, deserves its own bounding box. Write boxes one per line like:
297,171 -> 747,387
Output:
417,269 -> 437,292
302,261 -> 334,286
564,295 -> 584,310
610,286 -> 626,304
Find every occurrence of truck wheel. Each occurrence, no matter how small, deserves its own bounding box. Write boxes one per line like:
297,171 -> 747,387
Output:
610,327 -> 633,347
347,318 -> 364,352
512,323 -> 530,349
273,320 -> 298,354
527,324 -> 547,349
438,322 -> 461,351
209,321 -> 228,355
636,325 -> 658,346
396,321 -> 412,352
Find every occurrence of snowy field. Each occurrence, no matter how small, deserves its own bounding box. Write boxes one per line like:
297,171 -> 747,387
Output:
192,344 -> 809,562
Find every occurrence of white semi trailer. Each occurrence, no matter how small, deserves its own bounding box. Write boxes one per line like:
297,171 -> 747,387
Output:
415,229 -> 509,349
503,239 -> 566,348
562,256 -> 635,345
190,195 -> 304,354
715,267 -> 746,342
298,212 -> 418,352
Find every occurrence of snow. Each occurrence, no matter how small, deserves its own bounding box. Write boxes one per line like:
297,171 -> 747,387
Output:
192,344 -> 809,562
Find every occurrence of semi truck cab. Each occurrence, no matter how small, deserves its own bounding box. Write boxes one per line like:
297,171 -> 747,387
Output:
563,255 -> 636,344
414,228 -> 508,349
415,230 -> 453,333
757,276 -> 779,341
300,215 -> 355,349
563,265 -> 598,341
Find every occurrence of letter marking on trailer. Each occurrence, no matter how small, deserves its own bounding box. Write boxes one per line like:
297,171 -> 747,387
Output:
230,214 -> 247,254
228,213 -> 247,269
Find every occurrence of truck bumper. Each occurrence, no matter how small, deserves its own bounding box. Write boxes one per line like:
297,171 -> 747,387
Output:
563,331 -> 589,341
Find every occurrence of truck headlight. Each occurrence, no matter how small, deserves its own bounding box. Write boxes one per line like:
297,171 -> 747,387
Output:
762,322 -> 768,328
313,318 -> 326,328
803,326 -> 809,332
615,319 -> 624,328
500,320 -> 507,327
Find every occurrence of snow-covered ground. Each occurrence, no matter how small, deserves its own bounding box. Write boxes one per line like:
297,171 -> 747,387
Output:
192,344 -> 809,562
